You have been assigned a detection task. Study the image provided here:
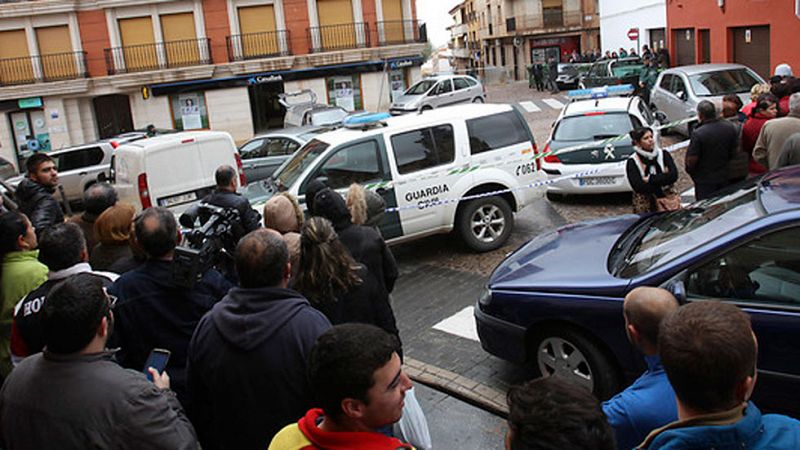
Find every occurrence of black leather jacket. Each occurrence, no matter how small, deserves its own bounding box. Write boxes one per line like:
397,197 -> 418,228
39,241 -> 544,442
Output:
201,189 -> 262,240
15,178 -> 64,236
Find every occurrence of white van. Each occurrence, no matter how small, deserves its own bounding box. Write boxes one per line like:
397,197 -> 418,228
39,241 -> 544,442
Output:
108,131 -> 244,214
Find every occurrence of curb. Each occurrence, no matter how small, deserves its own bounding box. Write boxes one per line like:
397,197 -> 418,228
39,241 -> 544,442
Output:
404,357 -> 508,419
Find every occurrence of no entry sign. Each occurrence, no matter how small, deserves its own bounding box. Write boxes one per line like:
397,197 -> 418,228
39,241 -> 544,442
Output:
628,28 -> 639,41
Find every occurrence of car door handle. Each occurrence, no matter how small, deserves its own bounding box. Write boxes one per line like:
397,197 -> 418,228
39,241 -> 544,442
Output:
79,171 -> 87,176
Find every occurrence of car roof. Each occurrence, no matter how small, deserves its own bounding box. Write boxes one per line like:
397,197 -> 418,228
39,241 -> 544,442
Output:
660,63 -> 754,76
252,126 -> 328,140
420,74 -> 476,81
119,131 -> 230,149
759,166 -> 800,215
563,97 -> 637,116
313,103 -> 514,146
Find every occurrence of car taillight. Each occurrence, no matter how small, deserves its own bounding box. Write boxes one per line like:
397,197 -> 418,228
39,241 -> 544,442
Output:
543,143 -> 561,163
533,143 -> 541,171
137,173 -> 152,209
234,153 -> 247,187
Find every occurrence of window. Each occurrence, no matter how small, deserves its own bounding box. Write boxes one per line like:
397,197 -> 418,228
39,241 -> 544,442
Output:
467,111 -> 530,154
553,113 -> 634,141
688,69 -> 762,97
314,140 -> 384,190
266,138 -> 300,156
434,80 -> 453,95
672,77 -> 688,96
659,74 -> 673,90
686,228 -> 800,306
240,139 -> 266,159
170,92 -> 209,130
453,77 -> 470,90
55,147 -> 104,171
391,125 -> 455,174
465,77 -> 478,87
326,75 -> 362,111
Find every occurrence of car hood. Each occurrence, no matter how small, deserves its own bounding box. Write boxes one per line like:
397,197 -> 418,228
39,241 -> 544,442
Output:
489,215 -> 641,295
392,93 -> 423,107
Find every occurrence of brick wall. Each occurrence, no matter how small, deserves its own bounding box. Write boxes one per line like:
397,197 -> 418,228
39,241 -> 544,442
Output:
284,0 -> 311,55
76,9 -> 111,77
202,0 -> 231,63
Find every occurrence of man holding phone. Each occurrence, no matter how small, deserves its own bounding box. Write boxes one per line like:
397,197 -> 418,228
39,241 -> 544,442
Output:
0,273 -> 197,449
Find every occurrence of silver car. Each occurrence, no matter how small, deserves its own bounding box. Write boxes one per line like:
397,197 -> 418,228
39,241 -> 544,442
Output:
278,90 -> 349,128
238,126 -> 329,182
390,74 -> 485,115
650,63 -> 765,135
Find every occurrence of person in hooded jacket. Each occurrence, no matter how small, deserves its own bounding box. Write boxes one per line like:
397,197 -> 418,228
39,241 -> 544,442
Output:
312,188 -> 398,294
15,153 -> 63,238
187,228 -> 331,450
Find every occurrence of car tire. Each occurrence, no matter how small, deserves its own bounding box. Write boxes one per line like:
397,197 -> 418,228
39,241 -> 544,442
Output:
472,97 -> 484,103
457,196 -> 513,252
546,191 -> 565,202
420,105 -> 433,112
530,328 -> 622,400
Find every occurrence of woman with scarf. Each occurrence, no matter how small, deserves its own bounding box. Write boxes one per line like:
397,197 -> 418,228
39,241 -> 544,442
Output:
626,127 -> 679,214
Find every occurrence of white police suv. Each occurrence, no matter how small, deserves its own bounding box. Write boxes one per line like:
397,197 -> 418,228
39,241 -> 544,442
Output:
243,104 -> 546,251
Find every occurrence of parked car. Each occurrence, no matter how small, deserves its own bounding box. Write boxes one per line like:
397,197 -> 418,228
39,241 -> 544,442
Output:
390,74 -> 485,115
556,63 -> 591,90
238,126 -> 329,182
242,104 -> 546,251
279,90 -> 349,128
580,57 -> 644,89
543,86 -> 667,197
651,63 -> 765,135
475,169 -> 800,415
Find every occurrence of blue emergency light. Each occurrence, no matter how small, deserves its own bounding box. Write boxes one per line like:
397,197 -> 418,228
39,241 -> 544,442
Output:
567,84 -> 635,101
343,112 -> 391,129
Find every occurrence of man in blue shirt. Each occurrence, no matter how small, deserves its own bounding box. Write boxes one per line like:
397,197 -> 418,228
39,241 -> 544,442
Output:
603,287 -> 678,450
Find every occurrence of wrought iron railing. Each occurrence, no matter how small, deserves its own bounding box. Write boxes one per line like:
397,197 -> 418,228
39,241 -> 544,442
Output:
307,22 -> 369,53
104,38 -> 211,75
377,20 -> 424,46
226,29 -> 290,61
0,51 -> 88,87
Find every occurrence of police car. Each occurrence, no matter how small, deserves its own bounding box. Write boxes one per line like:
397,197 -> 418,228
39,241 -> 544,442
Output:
243,104 -> 546,251
542,85 -> 665,197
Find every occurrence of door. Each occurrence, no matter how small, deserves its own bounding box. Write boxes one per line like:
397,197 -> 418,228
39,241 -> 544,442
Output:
732,26 -> 770,81
317,0 -> 355,49
429,79 -> 454,108
238,5 -> 278,58
118,17 -> 157,71
160,13 -> 199,67
699,29 -> 710,64
93,94 -> 134,139
381,0 -> 404,44
452,77 -> 472,103
673,28 -> 695,67
649,28 -> 666,52
248,81 -> 285,134
0,29 -> 33,84
683,226 -> 800,416
35,26 -> 75,81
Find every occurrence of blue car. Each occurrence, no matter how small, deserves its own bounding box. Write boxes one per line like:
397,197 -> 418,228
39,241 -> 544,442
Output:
475,167 -> 800,416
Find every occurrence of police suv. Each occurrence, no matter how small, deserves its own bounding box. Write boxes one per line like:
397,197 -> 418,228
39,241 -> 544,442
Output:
243,104 -> 546,251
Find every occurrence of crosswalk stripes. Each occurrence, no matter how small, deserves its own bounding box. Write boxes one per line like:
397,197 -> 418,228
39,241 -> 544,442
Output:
542,98 -> 565,109
516,97 -> 568,113
519,101 -> 541,113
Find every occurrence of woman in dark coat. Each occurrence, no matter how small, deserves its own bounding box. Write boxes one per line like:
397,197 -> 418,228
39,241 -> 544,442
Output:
626,127 -> 679,214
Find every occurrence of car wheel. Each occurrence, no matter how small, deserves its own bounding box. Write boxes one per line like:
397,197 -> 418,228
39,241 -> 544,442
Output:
532,329 -> 621,399
472,97 -> 484,103
457,196 -> 513,252
420,105 -> 433,112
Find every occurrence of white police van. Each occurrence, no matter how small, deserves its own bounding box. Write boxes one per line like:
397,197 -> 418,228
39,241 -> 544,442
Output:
244,104 -> 546,251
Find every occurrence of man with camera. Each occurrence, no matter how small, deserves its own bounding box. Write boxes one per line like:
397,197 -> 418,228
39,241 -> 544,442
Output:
201,165 -> 261,242
108,207 -> 232,406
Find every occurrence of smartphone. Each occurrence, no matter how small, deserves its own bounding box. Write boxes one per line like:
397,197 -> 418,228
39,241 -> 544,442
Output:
143,348 -> 171,382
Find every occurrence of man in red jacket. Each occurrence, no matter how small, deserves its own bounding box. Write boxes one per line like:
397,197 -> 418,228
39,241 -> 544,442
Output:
269,324 -> 413,450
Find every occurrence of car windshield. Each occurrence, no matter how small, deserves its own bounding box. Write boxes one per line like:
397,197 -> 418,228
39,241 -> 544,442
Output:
406,79 -> 436,95
275,139 -> 330,188
298,129 -> 326,141
553,112 -> 633,141
689,69 -> 761,96
311,109 -> 347,126
612,178 -> 764,278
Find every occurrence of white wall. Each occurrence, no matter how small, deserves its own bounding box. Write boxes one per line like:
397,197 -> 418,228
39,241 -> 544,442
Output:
599,0 -> 666,55
361,71 -> 392,112
130,95 -> 172,131
0,113 -> 16,170
205,87 -> 253,144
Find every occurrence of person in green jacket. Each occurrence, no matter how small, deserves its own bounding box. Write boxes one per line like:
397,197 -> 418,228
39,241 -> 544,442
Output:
638,57 -> 659,105
0,212 -> 48,378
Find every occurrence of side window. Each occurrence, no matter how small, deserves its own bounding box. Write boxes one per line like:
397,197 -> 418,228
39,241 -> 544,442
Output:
453,78 -> 470,90
686,228 -> 800,306
391,125 -> 455,174
672,76 -> 687,96
57,148 -> 102,171
281,138 -> 301,155
314,140 -> 384,190
465,77 -> 478,87
659,74 -> 673,91
467,111 -> 530,155
435,80 -> 453,95
588,63 -> 601,77
239,139 -> 266,159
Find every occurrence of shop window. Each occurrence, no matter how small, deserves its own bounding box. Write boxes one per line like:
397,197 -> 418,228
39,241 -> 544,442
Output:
170,93 -> 209,130
326,75 -> 363,111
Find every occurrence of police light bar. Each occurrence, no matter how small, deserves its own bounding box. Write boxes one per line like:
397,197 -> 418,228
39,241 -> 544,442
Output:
567,84 -> 635,100
342,112 -> 391,129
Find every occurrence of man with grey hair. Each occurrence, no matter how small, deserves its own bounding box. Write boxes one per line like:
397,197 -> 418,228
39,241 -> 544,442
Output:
754,92 -> 800,170
68,182 -> 117,254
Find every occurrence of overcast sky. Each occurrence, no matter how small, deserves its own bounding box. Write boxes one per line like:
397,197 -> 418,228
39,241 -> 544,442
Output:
417,0 -> 461,48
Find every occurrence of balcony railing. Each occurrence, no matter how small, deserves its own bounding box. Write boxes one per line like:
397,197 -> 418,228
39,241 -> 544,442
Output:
0,51 -> 88,87
227,30 -> 290,61
377,20 -> 424,46
499,11 -> 583,33
104,38 -> 211,75
308,23 -> 370,53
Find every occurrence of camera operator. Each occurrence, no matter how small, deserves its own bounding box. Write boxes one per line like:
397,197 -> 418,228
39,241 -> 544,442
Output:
201,165 -> 261,243
108,207 -> 232,407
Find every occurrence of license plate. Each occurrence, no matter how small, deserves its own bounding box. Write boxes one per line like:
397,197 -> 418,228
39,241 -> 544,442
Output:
578,176 -> 618,186
159,192 -> 197,207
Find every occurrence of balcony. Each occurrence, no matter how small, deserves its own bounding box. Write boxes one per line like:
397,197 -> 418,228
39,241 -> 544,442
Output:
452,47 -> 471,59
308,23 -> 370,53
502,11 -> 583,34
0,51 -> 88,87
377,20 -> 424,46
226,30 -> 290,62
450,23 -> 468,36
104,38 -> 211,75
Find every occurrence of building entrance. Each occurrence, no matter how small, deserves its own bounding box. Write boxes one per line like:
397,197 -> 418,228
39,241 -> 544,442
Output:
93,94 -> 134,139
248,81 -> 285,134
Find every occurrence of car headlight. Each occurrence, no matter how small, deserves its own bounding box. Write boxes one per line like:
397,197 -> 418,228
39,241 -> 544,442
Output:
478,286 -> 492,306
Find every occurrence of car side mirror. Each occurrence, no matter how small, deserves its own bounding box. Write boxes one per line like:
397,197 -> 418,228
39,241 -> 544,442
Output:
654,111 -> 668,124
665,279 -> 688,305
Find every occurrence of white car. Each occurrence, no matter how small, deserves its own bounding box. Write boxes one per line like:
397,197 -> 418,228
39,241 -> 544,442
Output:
390,75 -> 485,115
243,104 -> 545,251
542,89 -> 665,196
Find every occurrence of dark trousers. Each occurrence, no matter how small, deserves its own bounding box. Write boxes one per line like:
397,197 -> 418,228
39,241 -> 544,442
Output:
694,181 -> 730,200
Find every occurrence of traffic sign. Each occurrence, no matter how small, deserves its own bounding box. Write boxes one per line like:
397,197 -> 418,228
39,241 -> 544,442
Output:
627,28 -> 639,41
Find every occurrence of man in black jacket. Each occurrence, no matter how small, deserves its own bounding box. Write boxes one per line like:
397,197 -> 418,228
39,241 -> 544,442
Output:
15,153 -> 63,237
109,207 -> 232,406
0,273 -> 197,449
685,101 -> 739,200
201,165 -> 261,241
187,228 -> 331,450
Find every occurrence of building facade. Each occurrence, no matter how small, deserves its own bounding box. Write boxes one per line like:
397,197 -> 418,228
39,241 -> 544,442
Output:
0,0 -> 425,172
666,0 -> 800,79
599,0 -> 665,57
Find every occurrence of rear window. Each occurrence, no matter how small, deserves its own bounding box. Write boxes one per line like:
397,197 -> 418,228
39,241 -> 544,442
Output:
467,111 -> 530,155
553,113 -> 634,141
55,147 -> 104,171
391,125 -> 455,174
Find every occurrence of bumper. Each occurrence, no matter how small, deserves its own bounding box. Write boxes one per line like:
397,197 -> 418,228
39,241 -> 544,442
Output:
474,302 -> 528,364
542,161 -> 631,194
390,107 -> 416,116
